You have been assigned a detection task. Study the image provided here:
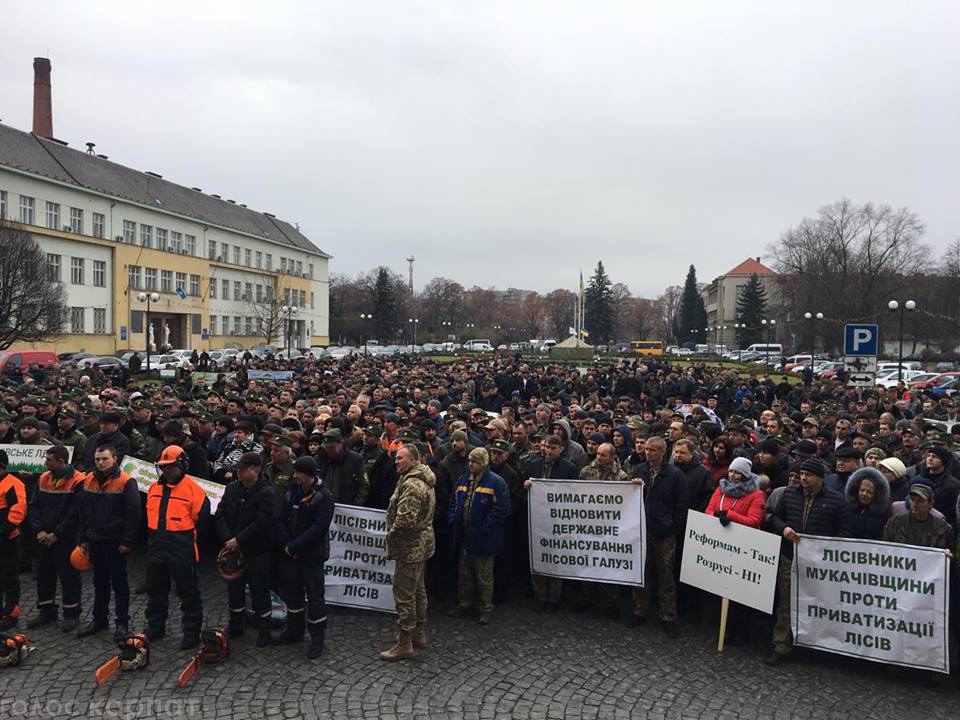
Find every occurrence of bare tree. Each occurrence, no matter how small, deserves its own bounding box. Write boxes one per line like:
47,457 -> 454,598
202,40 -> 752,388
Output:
0,222 -> 66,349
543,289 -> 575,340
653,285 -> 682,342
248,277 -> 286,345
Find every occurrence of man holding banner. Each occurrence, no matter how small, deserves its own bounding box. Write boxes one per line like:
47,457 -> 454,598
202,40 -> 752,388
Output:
628,436 -> 686,637
764,458 -> 849,664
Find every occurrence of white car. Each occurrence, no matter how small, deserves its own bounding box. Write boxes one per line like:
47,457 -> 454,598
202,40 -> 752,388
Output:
875,369 -> 927,388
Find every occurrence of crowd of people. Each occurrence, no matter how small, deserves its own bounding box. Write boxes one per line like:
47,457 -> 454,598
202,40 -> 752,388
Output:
0,350 -> 958,669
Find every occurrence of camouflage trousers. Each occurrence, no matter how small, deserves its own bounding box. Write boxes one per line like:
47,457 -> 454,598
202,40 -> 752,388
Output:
457,549 -> 494,613
393,560 -> 427,632
631,535 -> 676,622
772,555 -> 793,655
531,573 -> 562,603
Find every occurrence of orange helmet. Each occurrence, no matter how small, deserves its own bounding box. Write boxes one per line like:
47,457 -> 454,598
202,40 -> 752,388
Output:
70,545 -> 92,571
157,445 -> 186,466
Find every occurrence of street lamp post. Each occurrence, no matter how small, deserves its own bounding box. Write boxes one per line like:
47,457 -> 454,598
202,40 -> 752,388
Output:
407,318 -> 419,353
761,319 -> 776,367
888,300 -> 917,382
281,305 -> 298,360
136,292 -> 160,371
804,312 -> 824,370
360,313 -> 373,354
734,322 -> 743,363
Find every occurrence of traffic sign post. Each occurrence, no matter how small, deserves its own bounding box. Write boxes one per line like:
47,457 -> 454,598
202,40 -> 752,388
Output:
844,324 -> 879,388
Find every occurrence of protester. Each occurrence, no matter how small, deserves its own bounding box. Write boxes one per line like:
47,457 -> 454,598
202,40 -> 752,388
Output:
844,466 -> 890,540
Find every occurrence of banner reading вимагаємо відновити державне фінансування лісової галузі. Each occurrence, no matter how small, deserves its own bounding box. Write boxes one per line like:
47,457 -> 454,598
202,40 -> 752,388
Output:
528,479 -> 645,586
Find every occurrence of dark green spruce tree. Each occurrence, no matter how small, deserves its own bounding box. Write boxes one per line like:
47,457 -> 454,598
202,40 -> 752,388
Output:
677,265 -> 707,344
584,261 -> 615,344
735,273 -> 768,348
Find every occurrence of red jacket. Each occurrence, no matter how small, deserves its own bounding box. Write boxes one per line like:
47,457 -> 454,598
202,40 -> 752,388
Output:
705,487 -> 765,528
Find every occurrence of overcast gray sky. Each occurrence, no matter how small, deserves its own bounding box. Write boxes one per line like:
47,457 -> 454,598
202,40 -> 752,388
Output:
3,2 -> 958,297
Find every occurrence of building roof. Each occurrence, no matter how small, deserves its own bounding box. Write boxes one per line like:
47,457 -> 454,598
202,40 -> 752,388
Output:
723,257 -> 776,277
0,123 -> 329,258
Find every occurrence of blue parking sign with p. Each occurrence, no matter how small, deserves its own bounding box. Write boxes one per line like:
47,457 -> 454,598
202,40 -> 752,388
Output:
844,324 -> 878,356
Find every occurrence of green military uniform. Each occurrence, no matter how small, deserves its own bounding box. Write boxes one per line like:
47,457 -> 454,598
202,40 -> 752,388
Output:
882,511 -> 951,549
265,459 -> 295,503
384,461 -> 437,653
579,459 -> 629,610
510,440 -> 537,479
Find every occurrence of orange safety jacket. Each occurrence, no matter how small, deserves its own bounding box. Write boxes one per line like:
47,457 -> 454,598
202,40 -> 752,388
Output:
0,473 -> 27,540
145,475 -> 209,563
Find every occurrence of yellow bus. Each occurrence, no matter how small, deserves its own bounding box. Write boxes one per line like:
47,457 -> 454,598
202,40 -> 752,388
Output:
630,340 -> 664,356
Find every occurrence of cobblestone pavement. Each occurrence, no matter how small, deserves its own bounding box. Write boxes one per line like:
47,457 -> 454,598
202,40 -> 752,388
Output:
0,557 -> 957,720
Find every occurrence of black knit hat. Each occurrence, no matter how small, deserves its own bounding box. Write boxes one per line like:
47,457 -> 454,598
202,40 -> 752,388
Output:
294,456 -> 317,476
799,458 -> 827,478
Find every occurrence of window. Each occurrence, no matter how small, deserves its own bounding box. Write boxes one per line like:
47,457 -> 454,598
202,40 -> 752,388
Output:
221,279 -> 229,299
222,315 -> 229,334
19,196 -> 35,224
232,245 -> 240,265
128,265 -> 142,290
156,228 -> 168,252
161,270 -> 173,293
93,260 -> 106,287
189,274 -> 200,296
175,272 -> 187,294
296,260 -> 303,276
265,253 -> 272,271
310,292 -> 314,309
256,284 -> 263,302
209,316 -> 217,335
209,239 -> 217,260
46,202 -> 60,230
233,316 -> 241,335
0,191 -> 6,219
245,317 -> 253,336
70,207 -> 83,233
255,251 -> 262,269
244,249 -> 252,267
123,220 -> 136,244
71,257 -> 84,285
233,281 -> 241,301
92,212 -> 105,238
170,231 -> 183,254
70,307 -> 85,333
283,288 -> 291,306
308,263 -> 313,279
184,234 -> 196,256
192,314 -> 201,335
145,268 -> 158,291
244,282 -> 252,302
209,278 -> 216,299
94,308 -> 106,334
140,224 -> 153,248
130,310 -> 143,333
280,257 -> 287,273
47,254 -> 61,282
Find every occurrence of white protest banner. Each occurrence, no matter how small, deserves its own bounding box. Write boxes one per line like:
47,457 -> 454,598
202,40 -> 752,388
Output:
528,479 -> 645,586
792,535 -> 951,673
0,444 -> 73,474
119,455 -> 226,513
679,510 -> 781,614
325,504 -> 395,613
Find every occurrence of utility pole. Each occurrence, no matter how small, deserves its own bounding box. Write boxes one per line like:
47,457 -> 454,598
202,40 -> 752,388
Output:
406,256 -> 415,294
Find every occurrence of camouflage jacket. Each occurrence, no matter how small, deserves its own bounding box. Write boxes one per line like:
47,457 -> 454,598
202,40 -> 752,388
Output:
882,512 -> 952,550
386,462 -> 437,563
579,459 -> 628,482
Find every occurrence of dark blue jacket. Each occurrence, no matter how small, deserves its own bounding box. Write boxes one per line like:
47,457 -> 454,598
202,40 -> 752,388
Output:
30,467 -> 84,539
277,478 -> 335,566
449,468 -> 511,557
525,456 -> 580,480
630,461 -> 687,538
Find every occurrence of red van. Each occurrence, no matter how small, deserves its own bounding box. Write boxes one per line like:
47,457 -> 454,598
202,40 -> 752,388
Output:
0,350 -> 58,372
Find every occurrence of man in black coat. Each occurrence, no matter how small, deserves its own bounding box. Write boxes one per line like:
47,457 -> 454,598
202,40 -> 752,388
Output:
316,428 -> 368,505
523,435 -> 579,612
765,458 -> 849,664
214,452 -> 275,646
274,456 -> 335,659
160,420 -> 210,480
81,412 -> 131,471
629,436 -> 686,637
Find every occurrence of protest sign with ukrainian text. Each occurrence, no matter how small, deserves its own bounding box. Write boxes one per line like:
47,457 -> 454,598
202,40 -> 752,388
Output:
792,535 -> 950,673
528,479 -> 645,586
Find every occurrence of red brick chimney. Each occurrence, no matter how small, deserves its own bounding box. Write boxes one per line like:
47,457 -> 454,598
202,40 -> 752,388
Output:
32,57 -> 53,139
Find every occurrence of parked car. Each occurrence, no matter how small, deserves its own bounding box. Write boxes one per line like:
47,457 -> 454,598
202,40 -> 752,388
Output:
0,350 -> 58,372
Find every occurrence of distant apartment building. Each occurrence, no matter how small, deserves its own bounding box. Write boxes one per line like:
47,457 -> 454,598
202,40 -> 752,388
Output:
701,257 -> 779,349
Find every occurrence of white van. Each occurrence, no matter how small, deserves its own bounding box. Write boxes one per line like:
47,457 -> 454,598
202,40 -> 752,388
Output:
463,339 -> 494,352
744,343 -> 783,356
